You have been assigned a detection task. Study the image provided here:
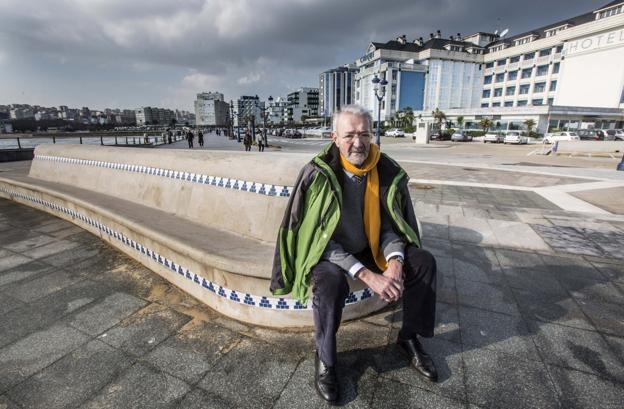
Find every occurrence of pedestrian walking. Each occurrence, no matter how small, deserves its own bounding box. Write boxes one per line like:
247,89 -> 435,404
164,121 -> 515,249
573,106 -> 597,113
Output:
256,130 -> 265,152
198,130 -> 204,147
168,130 -> 173,144
186,130 -> 194,149
243,129 -> 252,151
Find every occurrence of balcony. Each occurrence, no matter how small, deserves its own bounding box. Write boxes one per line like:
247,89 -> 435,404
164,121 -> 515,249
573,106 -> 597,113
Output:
536,56 -> 550,65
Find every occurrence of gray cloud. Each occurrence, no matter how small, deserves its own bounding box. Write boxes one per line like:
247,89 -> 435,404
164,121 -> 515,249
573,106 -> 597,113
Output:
0,0 -> 594,110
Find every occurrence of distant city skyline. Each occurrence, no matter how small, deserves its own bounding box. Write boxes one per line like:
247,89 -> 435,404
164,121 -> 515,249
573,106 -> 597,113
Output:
0,0 -> 595,111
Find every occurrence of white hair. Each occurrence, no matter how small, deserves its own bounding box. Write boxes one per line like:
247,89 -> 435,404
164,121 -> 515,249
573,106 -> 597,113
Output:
331,104 -> 373,132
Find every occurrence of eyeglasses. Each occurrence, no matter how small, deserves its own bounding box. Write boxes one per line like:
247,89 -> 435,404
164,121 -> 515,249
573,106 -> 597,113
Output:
341,132 -> 372,141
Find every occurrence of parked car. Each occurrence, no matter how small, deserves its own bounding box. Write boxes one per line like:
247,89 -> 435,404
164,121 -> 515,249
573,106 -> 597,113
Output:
598,129 -> 617,141
542,131 -> 580,144
578,129 -> 602,141
483,132 -> 504,143
504,131 -> 529,144
614,129 -> 624,140
385,128 -> 405,138
451,132 -> 473,142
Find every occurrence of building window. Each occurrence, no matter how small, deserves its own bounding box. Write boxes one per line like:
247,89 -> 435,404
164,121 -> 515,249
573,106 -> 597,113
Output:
532,99 -> 543,105
517,100 -> 528,107
536,65 -> 549,76
534,82 -> 546,93
549,80 -> 557,91
392,71 -> 398,80
547,98 -> 554,106
482,89 -> 491,98
485,62 -> 494,69
521,68 -> 532,79
497,58 -> 506,66
519,84 -> 530,94
508,71 -> 518,81
539,48 -> 552,57
481,103 -> 489,108
553,62 -> 560,74
597,6 -> 622,19
484,75 -> 493,84
493,88 -> 503,97
555,45 -> 563,53
504,101 -> 514,107
510,56 -> 520,63
492,102 -> 501,107
524,52 -> 535,60
505,86 -> 516,96
495,73 -> 505,82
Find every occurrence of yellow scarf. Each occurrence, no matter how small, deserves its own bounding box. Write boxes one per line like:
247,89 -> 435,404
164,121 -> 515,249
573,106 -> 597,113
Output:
339,144 -> 387,271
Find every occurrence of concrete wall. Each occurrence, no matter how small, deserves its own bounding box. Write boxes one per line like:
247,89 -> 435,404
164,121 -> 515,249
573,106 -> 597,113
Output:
0,144 -> 389,327
556,140 -> 624,153
30,145 -> 316,243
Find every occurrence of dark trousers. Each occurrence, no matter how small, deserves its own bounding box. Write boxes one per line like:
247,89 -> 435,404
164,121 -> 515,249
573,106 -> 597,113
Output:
312,245 -> 437,366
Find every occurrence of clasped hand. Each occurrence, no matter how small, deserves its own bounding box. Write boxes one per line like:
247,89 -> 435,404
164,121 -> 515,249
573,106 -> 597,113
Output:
356,259 -> 404,303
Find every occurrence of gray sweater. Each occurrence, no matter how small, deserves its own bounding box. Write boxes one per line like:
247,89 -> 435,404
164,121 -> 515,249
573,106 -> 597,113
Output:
322,171 -> 405,278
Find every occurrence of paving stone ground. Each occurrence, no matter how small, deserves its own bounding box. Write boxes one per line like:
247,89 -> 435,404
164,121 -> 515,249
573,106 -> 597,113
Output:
1,194 -> 623,408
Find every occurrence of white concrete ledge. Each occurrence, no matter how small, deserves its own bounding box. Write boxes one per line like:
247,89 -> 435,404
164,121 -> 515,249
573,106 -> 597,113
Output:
0,145 -> 387,328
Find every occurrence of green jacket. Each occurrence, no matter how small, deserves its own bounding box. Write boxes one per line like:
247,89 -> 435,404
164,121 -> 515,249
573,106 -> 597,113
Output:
270,143 -> 421,303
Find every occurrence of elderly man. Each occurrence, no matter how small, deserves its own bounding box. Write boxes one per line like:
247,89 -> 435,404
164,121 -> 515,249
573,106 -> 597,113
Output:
271,105 -> 437,403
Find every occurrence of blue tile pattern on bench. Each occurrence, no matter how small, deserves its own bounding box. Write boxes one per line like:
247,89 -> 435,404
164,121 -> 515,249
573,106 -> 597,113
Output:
0,186 -> 376,312
34,154 -> 293,198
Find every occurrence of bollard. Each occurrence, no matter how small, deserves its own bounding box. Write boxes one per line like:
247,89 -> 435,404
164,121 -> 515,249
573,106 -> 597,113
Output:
79,136 -> 83,144
52,136 -> 56,144
115,136 -> 118,145
618,154 -> 624,171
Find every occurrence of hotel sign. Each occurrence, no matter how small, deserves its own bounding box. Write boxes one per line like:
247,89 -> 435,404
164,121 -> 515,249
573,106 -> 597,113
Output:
563,29 -> 624,56
357,51 -> 375,65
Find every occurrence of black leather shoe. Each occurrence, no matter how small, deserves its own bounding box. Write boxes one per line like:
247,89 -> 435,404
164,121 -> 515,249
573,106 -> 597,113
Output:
314,352 -> 339,403
397,336 -> 438,382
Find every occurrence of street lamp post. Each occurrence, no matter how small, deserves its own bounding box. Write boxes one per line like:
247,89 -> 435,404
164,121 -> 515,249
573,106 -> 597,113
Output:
230,100 -> 243,143
254,95 -> 272,147
371,74 -> 388,147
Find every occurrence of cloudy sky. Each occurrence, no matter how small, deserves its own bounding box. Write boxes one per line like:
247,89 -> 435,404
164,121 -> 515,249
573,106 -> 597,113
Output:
0,0 -> 597,111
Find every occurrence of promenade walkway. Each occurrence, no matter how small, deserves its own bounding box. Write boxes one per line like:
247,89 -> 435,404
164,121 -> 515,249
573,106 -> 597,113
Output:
1,160 -> 623,408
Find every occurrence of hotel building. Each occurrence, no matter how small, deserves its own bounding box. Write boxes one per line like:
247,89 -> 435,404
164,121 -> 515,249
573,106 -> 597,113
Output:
346,1 -> 624,133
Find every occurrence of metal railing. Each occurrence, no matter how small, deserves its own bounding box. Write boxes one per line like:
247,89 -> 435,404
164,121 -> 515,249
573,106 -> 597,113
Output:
0,133 -> 185,150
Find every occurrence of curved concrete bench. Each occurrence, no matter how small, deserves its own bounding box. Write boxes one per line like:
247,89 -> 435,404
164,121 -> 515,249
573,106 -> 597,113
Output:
0,144 -> 386,327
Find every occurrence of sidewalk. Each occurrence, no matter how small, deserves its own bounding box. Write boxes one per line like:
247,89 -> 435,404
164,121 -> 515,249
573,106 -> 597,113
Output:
1,178 -> 623,407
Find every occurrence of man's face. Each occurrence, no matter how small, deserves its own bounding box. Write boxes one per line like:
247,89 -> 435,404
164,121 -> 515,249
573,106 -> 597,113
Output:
332,113 -> 372,167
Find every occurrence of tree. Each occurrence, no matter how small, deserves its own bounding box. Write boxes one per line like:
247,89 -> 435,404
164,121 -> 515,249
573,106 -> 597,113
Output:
432,108 -> 446,130
524,119 -> 536,137
456,116 -> 464,130
392,110 -> 401,127
403,107 -> 414,131
479,118 -> 492,133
